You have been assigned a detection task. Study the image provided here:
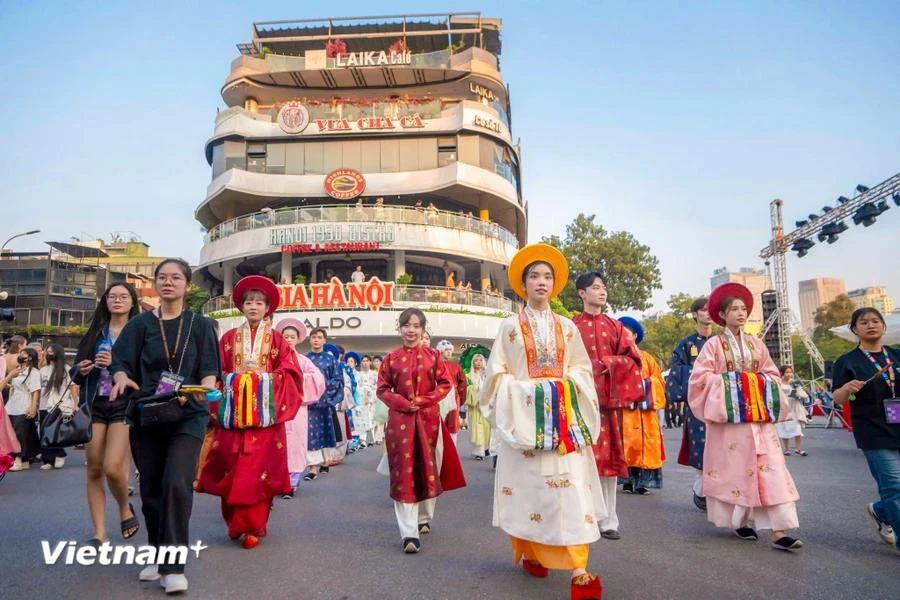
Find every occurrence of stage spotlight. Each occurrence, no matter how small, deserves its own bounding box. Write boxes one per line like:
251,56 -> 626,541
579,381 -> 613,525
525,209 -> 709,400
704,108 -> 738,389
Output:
822,205 -> 832,213
856,184 -> 870,193
876,200 -> 889,214
791,238 -> 815,258
852,202 -> 879,226
820,221 -> 848,242
807,214 -> 818,221
837,196 -> 851,205
893,192 -> 900,206
795,219 -> 808,228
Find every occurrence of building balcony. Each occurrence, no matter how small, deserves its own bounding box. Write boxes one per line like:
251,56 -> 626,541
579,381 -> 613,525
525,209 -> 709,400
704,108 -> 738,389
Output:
197,203 -> 519,269
207,100 -> 512,150
202,283 -> 521,316
222,46 -> 504,105
195,162 -> 525,243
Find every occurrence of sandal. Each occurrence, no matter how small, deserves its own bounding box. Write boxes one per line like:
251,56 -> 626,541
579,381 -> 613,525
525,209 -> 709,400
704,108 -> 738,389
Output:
121,503 -> 140,539
795,450 -> 808,457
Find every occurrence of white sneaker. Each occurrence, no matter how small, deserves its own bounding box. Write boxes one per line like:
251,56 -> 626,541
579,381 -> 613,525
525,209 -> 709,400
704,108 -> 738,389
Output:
867,502 -> 896,545
139,564 -> 160,581
40,463 -> 54,470
160,574 -> 188,594
10,458 -> 28,471
54,457 -> 65,469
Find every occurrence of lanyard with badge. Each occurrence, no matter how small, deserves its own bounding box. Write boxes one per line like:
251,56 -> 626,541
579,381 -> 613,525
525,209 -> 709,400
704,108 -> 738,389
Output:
155,308 -> 194,395
860,348 -> 900,425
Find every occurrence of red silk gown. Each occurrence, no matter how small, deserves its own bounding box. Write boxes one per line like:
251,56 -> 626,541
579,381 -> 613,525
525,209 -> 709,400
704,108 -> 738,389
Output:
377,345 -> 466,503
442,360 -> 468,434
197,325 -> 302,539
572,312 -> 644,477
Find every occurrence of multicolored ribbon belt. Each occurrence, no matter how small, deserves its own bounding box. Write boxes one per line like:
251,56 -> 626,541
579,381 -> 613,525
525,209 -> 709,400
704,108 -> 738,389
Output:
533,380 -> 593,455
220,372 -> 276,429
629,378 -> 653,411
721,371 -> 781,424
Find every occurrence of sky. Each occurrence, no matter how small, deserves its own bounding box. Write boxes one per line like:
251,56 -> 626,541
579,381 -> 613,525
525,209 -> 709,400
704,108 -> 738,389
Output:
1,1 -> 898,314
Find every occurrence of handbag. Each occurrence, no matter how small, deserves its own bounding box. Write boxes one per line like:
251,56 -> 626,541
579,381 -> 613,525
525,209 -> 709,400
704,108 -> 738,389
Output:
41,383 -> 92,448
134,391 -> 184,427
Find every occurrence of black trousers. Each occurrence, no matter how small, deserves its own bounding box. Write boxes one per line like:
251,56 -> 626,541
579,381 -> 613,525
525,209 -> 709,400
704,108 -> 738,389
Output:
10,414 -> 40,461
130,426 -> 202,575
38,409 -> 67,462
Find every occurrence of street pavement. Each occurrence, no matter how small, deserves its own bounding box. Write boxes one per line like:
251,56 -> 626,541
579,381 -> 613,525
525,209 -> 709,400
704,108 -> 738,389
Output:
0,424 -> 896,600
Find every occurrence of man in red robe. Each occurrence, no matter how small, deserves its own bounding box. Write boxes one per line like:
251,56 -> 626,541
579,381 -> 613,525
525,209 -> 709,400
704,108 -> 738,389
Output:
436,340 -> 467,444
377,308 -> 466,553
197,275 -> 302,549
572,271 -> 643,540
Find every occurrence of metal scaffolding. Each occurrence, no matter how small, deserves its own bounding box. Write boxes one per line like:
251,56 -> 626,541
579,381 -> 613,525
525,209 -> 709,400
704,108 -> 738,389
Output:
758,171 -> 900,372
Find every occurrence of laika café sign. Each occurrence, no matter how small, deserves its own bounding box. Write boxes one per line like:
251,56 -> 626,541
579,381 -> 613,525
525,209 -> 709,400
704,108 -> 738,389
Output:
334,51 -> 412,68
278,277 -> 393,311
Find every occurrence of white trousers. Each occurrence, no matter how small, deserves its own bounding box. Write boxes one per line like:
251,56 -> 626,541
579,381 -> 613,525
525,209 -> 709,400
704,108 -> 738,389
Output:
599,476 -> 619,531
693,469 -> 705,497
374,423 -> 385,443
393,498 -> 437,540
306,449 -> 325,468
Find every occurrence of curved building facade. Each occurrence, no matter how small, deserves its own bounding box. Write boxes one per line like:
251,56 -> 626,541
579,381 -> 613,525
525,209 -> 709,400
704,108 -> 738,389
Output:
196,13 -> 526,352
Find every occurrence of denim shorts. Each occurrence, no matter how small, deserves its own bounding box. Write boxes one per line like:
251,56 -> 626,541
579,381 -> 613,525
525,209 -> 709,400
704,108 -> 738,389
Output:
91,396 -> 129,425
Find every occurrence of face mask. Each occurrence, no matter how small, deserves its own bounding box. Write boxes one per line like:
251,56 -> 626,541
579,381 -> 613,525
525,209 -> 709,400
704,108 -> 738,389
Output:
17,356 -> 27,364
46,354 -> 57,362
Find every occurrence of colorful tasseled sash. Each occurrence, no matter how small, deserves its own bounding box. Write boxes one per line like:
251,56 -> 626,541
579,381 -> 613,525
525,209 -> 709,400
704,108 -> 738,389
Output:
629,379 -> 653,411
721,371 -> 781,424
533,380 -> 593,455
219,372 -> 277,429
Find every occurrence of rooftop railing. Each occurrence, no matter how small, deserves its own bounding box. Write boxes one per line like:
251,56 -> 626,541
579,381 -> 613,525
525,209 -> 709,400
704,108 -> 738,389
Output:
205,204 -> 520,248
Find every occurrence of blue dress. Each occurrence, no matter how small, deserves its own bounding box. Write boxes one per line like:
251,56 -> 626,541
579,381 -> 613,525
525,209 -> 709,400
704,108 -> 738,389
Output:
306,351 -> 344,451
667,332 -> 710,469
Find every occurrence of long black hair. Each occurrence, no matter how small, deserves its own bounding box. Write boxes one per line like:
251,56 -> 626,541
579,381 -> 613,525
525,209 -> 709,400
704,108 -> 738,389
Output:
43,343 -> 69,394
20,346 -> 39,383
77,282 -> 140,360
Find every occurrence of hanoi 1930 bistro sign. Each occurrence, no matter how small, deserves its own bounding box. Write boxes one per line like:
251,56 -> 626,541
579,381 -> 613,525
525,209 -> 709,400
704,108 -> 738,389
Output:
278,277 -> 393,311
271,223 -> 395,246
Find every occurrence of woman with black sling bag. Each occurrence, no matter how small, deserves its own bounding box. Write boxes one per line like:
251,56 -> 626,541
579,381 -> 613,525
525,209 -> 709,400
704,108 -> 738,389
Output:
109,258 -> 219,595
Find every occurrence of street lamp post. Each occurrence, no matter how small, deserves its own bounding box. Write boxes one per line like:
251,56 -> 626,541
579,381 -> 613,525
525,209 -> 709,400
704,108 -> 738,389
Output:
1,229 -> 40,253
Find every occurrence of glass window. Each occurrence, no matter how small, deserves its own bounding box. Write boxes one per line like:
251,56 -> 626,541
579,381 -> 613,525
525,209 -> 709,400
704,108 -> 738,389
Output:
457,134 -> 480,165
380,140 -> 399,173
267,143 -> 285,175
247,156 -> 266,173
398,139 -> 419,172
304,142 -> 324,174
342,140 -> 362,171
247,142 -> 266,156
323,141 -> 342,172
211,143 -> 225,179
224,140 -> 245,171
285,143 -> 304,175
360,140 -> 380,173
419,137 -> 438,170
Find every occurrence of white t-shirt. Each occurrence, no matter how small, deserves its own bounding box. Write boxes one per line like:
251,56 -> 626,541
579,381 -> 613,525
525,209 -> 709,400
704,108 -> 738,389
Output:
7,368 -> 41,416
350,270 -> 365,283
39,365 -> 74,411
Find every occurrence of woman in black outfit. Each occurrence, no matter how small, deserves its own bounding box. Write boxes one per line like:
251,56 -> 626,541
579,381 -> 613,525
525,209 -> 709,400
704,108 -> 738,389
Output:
832,307 -> 900,554
110,259 -> 219,594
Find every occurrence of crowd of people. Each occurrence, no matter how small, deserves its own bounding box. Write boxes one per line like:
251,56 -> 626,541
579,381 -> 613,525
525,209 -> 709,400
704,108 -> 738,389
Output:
0,247 -> 897,598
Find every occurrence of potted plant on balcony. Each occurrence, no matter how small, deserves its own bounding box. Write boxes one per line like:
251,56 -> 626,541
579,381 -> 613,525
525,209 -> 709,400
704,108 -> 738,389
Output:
326,38 -> 347,58
388,38 -> 409,55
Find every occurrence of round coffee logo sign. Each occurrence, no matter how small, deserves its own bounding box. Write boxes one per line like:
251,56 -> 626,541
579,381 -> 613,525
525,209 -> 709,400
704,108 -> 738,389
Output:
277,101 -> 310,134
324,169 -> 366,200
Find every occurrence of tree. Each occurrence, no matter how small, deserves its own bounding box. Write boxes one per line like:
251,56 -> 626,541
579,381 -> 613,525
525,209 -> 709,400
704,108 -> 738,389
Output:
813,294 -> 856,338
186,285 -> 211,314
640,294 -> 704,369
549,296 -> 572,318
542,214 -> 662,313
791,334 -> 854,380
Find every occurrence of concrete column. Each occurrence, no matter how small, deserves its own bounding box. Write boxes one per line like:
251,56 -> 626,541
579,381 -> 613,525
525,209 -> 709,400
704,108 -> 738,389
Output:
280,252 -> 292,284
480,262 -> 491,292
245,97 -> 259,112
393,250 -> 406,279
309,259 -> 320,283
479,208 -> 489,222
223,262 -> 235,295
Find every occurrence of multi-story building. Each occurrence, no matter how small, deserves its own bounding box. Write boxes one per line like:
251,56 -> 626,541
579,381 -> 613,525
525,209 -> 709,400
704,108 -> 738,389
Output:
798,277 -> 847,331
195,13 -> 524,352
710,266 -> 772,331
848,285 -> 895,315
